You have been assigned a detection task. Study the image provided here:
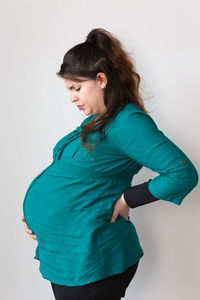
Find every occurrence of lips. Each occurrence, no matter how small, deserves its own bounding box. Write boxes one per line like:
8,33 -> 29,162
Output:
77,105 -> 84,110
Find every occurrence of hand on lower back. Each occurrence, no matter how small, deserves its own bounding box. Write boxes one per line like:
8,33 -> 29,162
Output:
110,194 -> 130,223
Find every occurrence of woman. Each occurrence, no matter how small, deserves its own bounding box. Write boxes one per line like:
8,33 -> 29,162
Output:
22,28 -> 199,300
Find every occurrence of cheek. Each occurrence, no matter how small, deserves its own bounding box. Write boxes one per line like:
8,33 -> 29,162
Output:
92,90 -> 102,104
85,90 -> 97,105
83,86 -> 101,107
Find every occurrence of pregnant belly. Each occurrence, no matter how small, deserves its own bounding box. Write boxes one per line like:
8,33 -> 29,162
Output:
23,170 -> 120,236
23,167 -> 137,268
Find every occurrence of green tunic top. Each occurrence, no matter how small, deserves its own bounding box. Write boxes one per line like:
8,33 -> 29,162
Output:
23,103 -> 198,286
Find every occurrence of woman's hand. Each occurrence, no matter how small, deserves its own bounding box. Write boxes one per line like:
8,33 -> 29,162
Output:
110,193 -> 130,223
22,216 -> 37,241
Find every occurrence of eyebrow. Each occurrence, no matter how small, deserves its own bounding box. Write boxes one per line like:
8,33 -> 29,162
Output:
67,83 -> 79,90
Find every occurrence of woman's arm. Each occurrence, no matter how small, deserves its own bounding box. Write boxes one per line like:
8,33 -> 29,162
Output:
110,105 -> 199,207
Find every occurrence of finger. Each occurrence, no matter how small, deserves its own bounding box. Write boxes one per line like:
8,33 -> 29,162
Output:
30,234 -> 37,240
29,232 -> 35,237
24,224 -> 32,233
22,219 -> 30,230
23,221 -> 32,232
110,212 -> 118,223
123,215 -> 129,221
29,233 -> 36,238
26,228 -> 33,234
24,223 -> 32,232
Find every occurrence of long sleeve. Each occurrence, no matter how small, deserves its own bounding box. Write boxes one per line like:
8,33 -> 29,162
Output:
110,104 -> 199,206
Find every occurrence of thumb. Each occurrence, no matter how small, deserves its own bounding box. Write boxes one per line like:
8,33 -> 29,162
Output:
110,210 -> 118,223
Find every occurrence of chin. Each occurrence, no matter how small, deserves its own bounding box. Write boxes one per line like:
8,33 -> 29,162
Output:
83,109 -> 91,116
83,110 -> 89,115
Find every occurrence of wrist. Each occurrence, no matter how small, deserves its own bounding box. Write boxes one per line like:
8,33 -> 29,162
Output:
121,193 -> 130,207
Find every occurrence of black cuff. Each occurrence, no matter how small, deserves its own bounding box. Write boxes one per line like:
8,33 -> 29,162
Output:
123,179 -> 160,209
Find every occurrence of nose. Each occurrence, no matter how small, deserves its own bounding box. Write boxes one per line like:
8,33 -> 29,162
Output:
71,93 -> 79,103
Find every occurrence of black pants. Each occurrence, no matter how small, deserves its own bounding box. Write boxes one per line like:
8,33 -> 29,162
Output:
50,261 -> 139,299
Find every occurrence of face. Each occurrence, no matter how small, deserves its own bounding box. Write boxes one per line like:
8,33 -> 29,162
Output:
64,73 -> 107,116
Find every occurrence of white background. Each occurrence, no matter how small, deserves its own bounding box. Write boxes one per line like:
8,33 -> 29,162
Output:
1,0 -> 200,299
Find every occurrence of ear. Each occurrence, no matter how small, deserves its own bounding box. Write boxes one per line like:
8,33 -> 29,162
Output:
96,72 -> 107,88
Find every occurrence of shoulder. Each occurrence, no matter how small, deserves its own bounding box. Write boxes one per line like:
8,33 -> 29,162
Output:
107,103 -> 156,133
118,103 -> 151,120
112,103 -> 149,124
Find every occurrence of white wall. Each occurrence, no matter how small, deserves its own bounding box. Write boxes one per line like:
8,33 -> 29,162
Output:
1,0 -> 199,299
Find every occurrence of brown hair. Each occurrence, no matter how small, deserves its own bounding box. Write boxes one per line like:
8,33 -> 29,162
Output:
56,28 -> 152,153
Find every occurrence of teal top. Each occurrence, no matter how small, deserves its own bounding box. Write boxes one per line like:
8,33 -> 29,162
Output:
23,103 -> 198,286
